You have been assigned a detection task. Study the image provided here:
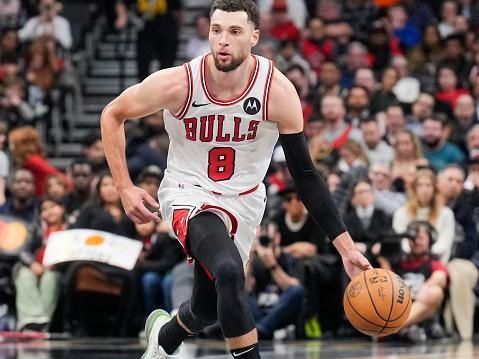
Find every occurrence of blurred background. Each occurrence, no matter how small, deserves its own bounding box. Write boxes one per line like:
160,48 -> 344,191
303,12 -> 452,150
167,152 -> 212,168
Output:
0,0 -> 478,345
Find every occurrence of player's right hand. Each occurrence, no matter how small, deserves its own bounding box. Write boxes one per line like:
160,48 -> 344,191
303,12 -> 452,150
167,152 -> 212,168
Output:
119,185 -> 161,224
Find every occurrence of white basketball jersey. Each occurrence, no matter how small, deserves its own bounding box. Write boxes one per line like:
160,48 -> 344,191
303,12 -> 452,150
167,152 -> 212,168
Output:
163,54 -> 279,195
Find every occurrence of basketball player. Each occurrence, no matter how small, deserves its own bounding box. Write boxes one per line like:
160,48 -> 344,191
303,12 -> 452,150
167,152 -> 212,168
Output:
101,1 -> 372,358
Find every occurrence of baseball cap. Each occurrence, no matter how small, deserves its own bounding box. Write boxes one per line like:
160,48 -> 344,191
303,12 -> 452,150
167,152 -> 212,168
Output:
137,165 -> 164,183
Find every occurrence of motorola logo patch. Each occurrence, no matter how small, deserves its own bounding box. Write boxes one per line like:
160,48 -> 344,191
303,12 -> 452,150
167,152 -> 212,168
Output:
243,97 -> 261,115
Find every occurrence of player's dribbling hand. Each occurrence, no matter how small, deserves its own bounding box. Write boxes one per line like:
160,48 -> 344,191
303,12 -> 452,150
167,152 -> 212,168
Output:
342,250 -> 373,279
119,185 -> 161,224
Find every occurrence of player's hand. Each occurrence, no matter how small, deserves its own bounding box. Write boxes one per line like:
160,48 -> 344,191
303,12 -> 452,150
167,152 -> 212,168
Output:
333,232 -> 372,279
342,250 -> 373,279
119,185 -> 161,224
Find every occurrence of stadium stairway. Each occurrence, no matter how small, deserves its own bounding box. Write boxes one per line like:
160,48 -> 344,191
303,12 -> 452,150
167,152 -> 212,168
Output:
49,0 -> 211,170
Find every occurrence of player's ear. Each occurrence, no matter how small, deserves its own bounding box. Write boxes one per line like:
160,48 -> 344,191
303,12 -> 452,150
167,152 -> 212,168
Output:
250,29 -> 259,47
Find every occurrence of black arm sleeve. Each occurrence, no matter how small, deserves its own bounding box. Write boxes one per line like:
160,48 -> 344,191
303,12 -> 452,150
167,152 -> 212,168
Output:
280,132 -> 347,240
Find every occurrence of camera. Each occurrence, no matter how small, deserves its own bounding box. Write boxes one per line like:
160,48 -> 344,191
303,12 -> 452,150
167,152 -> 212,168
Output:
259,234 -> 271,247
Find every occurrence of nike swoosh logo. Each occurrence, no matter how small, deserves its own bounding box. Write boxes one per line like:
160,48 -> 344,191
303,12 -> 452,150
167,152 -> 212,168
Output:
232,347 -> 255,357
192,101 -> 210,107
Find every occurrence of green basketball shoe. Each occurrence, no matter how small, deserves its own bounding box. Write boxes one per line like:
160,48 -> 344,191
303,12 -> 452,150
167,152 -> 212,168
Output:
141,310 -> 183,359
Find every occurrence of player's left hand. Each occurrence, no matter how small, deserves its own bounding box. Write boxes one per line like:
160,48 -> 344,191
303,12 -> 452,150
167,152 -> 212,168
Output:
342,250 -> 373,279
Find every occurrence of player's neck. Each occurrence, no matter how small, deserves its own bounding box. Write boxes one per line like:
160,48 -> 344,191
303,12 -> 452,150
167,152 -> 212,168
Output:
206,55 -> 254,97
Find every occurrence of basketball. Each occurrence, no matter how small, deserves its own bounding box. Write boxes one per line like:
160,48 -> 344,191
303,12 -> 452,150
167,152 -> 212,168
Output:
343,268 -> 412,337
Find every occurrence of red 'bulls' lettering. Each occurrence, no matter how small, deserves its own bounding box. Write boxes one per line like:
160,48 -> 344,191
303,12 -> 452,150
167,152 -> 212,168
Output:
183,116 -> 259,143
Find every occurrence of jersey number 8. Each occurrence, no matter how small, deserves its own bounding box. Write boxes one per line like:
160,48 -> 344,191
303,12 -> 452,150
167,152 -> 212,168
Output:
208,147 -> 235,182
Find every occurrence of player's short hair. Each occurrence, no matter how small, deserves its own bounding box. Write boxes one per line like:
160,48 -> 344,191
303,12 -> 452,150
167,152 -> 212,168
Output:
210,0 -> 260,29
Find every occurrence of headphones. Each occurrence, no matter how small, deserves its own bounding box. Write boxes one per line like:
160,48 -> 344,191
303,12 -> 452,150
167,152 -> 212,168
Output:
406,221 -> 438,247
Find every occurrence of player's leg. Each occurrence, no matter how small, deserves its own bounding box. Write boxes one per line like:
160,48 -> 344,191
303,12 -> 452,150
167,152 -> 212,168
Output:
186,211 -> 260,358
158,261 -> 218,355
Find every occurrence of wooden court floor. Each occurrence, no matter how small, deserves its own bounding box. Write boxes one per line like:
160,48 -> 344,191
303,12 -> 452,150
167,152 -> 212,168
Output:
0,337 -> 478,359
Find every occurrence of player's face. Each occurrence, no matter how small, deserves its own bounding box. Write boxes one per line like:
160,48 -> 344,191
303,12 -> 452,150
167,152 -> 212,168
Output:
209,10 -> 259,72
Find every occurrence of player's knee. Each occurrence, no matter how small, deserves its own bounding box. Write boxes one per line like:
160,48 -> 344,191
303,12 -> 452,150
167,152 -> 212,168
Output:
214,257 -> 245,290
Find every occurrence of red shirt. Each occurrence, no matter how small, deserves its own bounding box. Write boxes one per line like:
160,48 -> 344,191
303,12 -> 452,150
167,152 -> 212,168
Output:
270,21 -> 300,42
25,154 -> 61,196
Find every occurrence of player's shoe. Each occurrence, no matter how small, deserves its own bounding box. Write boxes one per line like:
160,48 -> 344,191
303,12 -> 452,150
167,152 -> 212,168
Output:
141,309 -> 183,359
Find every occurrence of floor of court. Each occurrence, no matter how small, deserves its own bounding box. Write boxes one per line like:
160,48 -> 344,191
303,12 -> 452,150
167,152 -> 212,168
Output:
0,337 -> 478,359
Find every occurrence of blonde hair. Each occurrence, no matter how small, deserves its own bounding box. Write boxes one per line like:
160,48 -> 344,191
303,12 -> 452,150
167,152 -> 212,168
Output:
341,139 -> 369,166
394,128 -> 423,160
406,168 -> 441,224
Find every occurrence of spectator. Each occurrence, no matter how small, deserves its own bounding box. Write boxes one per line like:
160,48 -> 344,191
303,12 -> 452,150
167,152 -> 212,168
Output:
0,0 -> 21,29
391,128 -> 426,185
346,85 -> 371,126
359,118 -> 394,165
370,67 -> 400,114
80,131 -> 108,175
321,95 -> 360,150
436,167 -> 479,340
63,159 -> 93,224
354,68 -> 377,95
437,165 -> 477,259
269,0 -> 300,42
344,179 -> 392,261
301,18 -> 335,77
440,34 -> 472,85
435,65 -> 470,115
272,186 -> 325,259
275,40 -> 312,77
8,126 -> 62,196
246,221 -> 305,340
285,65 -> 316,123
367,20 -> 401,72
0,28 -> 19,58
388,5 -> 421,49
316,61 -> 344,99
121,0 -> 182,81
44,173 -> 69,202
369,162 -> 407,216
135,220 -> 184,316
337,139 -> 369,175
0,78 -> 35,125
450,94 -> 478,156
72,173 -> 135,238
24,38 -> 61,117
18,0 -> 73,50
184,14 -> 210,60
384,104 -> 406,146
381,221 -> 448,343
406,93 -> 435,137
341,42 -> 369,89
408,24 -> 444,74
342,0 -> 379,43
422,116 -> 465,171
136,165 -> 163,201
0,53 -> 21,86
0,168 -> 39,222
258,0 -> 307,29
14,197 -> 65,331
438,0 -> 459,38
390,55 -> 421,104
402,0 -> 436,30
393,168 -> 456,263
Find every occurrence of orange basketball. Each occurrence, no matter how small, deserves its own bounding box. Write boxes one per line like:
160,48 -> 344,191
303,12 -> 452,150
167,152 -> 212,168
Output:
343,268 -> 412,337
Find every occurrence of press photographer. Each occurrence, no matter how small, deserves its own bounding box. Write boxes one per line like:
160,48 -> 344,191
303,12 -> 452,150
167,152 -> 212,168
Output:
377,221 -> 448,342
245,221 -> 305,340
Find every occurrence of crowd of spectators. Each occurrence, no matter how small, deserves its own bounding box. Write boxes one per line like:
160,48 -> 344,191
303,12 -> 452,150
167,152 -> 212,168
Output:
0,0 -> 479,343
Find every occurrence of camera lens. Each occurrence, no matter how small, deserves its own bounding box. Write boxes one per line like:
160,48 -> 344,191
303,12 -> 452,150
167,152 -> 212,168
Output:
259,235 -> 270,247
